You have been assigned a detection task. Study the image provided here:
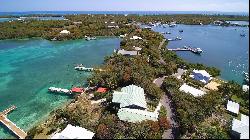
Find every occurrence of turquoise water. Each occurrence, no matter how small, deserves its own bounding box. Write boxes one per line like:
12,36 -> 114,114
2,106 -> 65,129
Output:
0,38 -> 120,138
152,25 -> 249,84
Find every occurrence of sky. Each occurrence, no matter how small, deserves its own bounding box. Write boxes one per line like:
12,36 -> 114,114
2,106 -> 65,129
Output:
0,0 -> 249,12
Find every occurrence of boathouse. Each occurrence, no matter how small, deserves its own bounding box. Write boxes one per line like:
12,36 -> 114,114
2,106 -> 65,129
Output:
96,87 -> 108,93
51,124 -> 95,139
71,87 -> 84,93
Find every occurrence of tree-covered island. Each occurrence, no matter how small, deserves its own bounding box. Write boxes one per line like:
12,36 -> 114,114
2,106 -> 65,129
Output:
0,14 -> 248,139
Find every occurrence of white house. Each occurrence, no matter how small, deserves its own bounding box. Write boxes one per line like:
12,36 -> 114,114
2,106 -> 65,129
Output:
117,49 -> 139,56
232,114 -> 249,139
112,85 -> 160,123
242,85 -> 249,92
60,30 -> 70,34
130,36 -> 142,40
112,85 -> 147,109
226,100 -> 240,115
190,69 -> 212,84
119,34 -> 127,38
107,25 -> 119,28
117,108 -> 158,123
51,124 -> 95,139
179,83 -> 206,97
133,46 -> 142,51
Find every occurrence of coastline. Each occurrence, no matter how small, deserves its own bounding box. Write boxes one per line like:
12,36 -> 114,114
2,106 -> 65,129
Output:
0,14 -> 248,139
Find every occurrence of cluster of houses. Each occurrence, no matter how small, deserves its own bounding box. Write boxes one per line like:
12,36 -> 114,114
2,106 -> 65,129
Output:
226,100 -> 249,139
115,35 -> 143,56
176,69 -> 249,139
179,69 -> 212,97
50,85 -> 161,139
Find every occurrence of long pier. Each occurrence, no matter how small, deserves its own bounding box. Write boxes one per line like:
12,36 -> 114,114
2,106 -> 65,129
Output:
168,47 -> 202,54
0,106 -> 27,139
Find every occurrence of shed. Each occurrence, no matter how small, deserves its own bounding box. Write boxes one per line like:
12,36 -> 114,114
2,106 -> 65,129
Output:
96,87 -> 108,93
71,87 -> 84,93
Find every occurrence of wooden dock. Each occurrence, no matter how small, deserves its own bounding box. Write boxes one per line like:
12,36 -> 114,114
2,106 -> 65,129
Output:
0,106 -> 27,139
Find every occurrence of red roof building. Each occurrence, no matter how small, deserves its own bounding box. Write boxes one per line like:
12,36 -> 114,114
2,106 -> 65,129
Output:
96,87 -> 108,93
71,87 -> 84,93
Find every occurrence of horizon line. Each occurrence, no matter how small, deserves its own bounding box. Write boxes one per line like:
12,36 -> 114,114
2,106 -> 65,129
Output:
0,10 -> 249,13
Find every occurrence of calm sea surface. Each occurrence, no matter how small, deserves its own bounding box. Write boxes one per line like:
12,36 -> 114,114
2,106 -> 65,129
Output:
0,11 -> 248,16
0,38 -> 120,138
151,24 -> 249,84
0,16 -> 65,22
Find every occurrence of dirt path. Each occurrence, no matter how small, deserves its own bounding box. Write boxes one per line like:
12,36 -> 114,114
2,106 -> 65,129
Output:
153,76 -> 177,139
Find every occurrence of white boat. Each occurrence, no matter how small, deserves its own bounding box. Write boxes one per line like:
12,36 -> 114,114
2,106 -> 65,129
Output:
196,48 -> 203,54
85,36 -> 96,41
175,37 -> 182,40
48,87 -> 71,94
75,65 -> 94,71
169,23 -> 176,27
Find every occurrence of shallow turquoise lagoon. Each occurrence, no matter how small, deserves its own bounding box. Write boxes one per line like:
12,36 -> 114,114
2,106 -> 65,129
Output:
0,38 -> 120,138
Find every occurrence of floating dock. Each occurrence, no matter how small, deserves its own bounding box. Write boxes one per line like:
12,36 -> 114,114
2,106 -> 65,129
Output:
0,106 -> 27,139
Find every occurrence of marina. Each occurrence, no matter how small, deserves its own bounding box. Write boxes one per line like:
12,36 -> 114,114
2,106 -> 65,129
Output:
151,24 -> 249,84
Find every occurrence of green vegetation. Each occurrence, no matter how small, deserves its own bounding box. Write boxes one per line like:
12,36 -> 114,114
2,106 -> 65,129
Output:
20,14 -> 249,139
218,81 -> 249,115
0,14 -> 248,40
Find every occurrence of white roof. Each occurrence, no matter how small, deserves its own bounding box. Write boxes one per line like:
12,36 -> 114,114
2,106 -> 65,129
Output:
51,124 -> 95,139
117,108 -> 158,123
117,49 -> 138,56
226,100 -> 240,114
133,46 -> 142,51
232,114 -> 249,139
179,83 -> 206,97
242,85 -> 249,92
112,85 -> 147,109
193,69 -> 211,78
130,36 -> 142,40
60,30 -> 70,34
